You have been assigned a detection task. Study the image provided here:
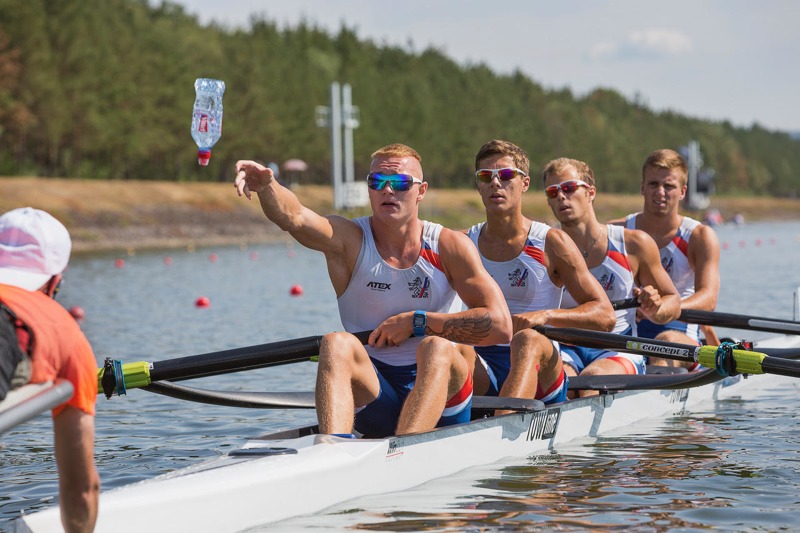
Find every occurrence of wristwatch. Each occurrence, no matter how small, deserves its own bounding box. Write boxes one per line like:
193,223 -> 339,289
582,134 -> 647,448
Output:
412,310 -> 427,337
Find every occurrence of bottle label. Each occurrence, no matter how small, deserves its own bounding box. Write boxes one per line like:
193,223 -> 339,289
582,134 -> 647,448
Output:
198,114 -> 209,133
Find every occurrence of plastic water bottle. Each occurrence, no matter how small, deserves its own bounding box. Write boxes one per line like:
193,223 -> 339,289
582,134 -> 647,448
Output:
191,78 -> 225,166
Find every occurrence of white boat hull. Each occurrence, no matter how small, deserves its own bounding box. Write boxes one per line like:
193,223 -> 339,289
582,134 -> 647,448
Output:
18,372 -> 752,533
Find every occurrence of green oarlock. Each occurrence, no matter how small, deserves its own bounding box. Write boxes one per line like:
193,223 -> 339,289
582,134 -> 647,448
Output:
96,361 -> 152,394
695,345 -> 768,375
121,362 -> 153,389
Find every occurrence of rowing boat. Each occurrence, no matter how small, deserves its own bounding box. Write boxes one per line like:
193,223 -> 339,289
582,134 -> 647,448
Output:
17,295 -> 800,532
18,362 -> 784,532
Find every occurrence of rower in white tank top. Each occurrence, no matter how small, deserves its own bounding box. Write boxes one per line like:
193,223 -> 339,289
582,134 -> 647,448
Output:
561,225 -> 636,335
465,220 -> 568,404
559,224 -> 645,374
337,216 -> 458,367
625,213 -> 701,341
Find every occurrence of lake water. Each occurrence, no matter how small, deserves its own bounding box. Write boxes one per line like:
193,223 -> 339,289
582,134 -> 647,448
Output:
2,220 -> 800,531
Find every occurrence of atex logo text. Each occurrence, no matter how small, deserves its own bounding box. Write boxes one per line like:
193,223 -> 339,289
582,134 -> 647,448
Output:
367,281 -> 391,291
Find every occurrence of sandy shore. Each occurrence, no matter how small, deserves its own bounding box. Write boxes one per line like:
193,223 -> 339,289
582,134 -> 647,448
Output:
2,177 -> 797,254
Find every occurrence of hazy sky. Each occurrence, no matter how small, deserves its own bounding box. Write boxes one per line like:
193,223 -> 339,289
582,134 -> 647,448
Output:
175,0 -> 800,133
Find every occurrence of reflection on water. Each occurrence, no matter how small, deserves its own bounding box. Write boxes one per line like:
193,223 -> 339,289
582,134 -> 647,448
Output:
2,221 -> 800,530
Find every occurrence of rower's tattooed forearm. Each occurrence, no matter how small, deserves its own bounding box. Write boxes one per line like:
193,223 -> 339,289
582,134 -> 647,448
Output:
430,312 -> 493,344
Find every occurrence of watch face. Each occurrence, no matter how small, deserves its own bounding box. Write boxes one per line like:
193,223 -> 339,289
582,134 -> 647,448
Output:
414,315 -> 425,327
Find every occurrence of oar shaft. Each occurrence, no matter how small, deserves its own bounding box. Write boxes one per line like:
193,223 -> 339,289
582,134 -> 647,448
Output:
680,309 -> 800,335
533,326 -> 698,362
151,335 -> 324,382
151,330 -> 372,382
760,355 -> 800,378
98,330 -> 373,395
536,325 -> 800,378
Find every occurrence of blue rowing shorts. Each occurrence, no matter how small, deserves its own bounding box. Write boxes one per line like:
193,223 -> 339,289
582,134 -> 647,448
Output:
353,358 -> 472,438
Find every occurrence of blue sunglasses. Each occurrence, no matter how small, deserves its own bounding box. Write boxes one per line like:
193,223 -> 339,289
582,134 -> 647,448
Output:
366,173 -> 423,192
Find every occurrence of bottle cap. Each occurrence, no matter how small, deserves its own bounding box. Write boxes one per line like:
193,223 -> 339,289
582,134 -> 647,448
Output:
197,150 -> 211,166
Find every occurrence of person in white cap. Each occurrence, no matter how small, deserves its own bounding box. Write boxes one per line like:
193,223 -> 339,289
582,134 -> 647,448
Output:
0,207 -> 99,532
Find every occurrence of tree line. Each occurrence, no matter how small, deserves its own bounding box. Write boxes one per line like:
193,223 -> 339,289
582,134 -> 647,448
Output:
0,0 -> 798,196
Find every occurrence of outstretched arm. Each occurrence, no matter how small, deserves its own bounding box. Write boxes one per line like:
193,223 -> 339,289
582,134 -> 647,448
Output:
234,160 -> 361,294
234,160 -> 358,256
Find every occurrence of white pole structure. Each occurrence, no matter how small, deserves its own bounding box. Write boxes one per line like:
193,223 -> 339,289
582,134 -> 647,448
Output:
330,82 -> 343,210
316,82 -> 362,210
687,139 -> 699,208
342,83 -> 355,186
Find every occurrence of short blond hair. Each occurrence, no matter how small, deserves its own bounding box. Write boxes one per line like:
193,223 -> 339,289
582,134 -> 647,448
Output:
474,140 -> 530,175
371,143 -> 422,163
541,157 -> 595,187
642,149 -> 687,185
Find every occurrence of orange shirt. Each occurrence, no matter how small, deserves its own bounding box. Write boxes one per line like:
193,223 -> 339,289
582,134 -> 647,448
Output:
0,284 -> 97,417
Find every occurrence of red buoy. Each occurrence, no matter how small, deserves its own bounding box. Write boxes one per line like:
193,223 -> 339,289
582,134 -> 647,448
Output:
195,296 -> 211,308
209,253 -> 219,263
164,256 -> 173,265
290,285 -> 303,296
249,251 -> 259,260
114,258 -> 125,268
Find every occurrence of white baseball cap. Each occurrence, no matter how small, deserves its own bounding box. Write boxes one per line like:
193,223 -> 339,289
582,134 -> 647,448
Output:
0,207 -> 72,291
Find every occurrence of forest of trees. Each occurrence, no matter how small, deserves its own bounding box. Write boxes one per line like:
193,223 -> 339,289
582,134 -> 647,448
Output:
0,0 -> 798,196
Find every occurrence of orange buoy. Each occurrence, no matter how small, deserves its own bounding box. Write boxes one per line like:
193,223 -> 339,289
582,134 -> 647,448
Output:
195,296 -> 211,308
290,285 -> 303,296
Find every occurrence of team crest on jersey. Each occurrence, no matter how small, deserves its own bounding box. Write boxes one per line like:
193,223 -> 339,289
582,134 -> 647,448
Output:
508,268 -> 529,287
598,272 -> 616,292
408,276 -> 430,298
662,257 -> 674,274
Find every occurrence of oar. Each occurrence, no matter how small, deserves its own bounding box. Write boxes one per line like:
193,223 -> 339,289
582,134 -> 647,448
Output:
612,297 -> 800,337
611,298 -> 639,310
535,325 -> 800,378
680,309 -> 800,336
97,330 -> 372,398
144,381 -> 544,412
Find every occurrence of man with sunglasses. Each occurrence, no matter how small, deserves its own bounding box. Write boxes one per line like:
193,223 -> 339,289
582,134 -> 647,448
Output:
0,207 -> 99,532
543,158 -> 682,390
234,144 -> 511,437
613,149 -> 721,368
465,140 -> 615,411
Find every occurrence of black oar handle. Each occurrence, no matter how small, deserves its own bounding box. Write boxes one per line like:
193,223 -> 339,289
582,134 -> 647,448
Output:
680,309 -> 800,335
611,298 -> 640,311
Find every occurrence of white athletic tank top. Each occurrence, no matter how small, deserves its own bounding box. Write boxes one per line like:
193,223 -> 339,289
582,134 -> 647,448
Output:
466,221 -> 561,315
337,217 -> 458,366
561,224 -> 635,335
625,214 -> 700,299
